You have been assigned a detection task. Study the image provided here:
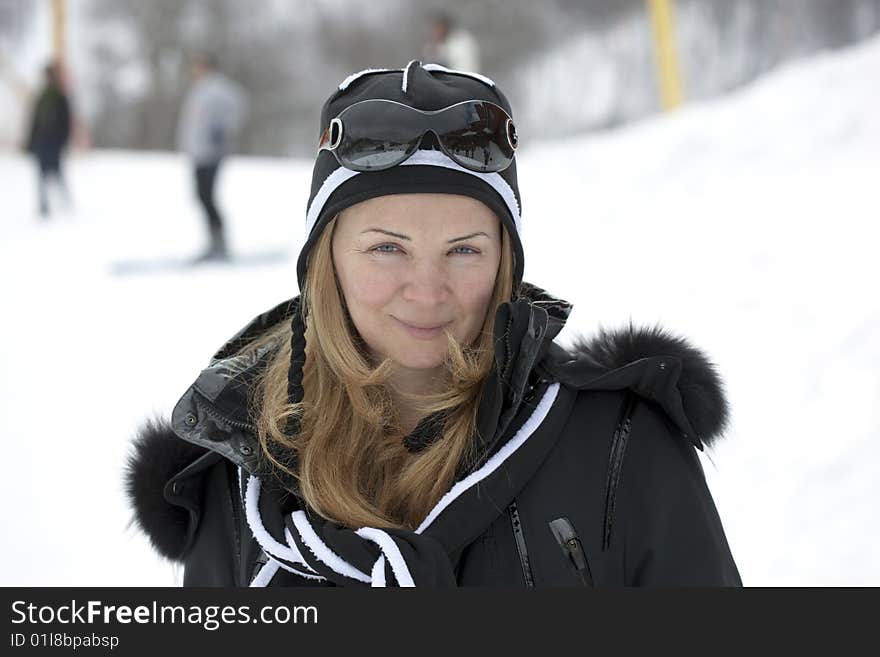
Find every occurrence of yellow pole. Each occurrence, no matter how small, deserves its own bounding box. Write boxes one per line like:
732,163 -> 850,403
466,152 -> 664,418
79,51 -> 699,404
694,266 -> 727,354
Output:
52,0 -> 66,62
647,0 -> 684,110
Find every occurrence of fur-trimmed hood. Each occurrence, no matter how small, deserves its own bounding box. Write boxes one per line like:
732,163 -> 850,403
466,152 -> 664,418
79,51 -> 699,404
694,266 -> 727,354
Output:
562,323 -> 729,445
124,281 -> 729,561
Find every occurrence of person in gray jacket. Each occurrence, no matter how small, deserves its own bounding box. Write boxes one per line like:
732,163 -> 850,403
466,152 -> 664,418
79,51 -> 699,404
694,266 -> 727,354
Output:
176,53 -> 248,262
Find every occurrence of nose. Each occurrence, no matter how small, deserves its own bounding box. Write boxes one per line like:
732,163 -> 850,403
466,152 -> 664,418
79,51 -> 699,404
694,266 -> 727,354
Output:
400,257 -> 450,306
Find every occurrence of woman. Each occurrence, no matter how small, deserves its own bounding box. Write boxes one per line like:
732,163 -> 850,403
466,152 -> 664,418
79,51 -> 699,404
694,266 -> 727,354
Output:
126,61 -> 742,587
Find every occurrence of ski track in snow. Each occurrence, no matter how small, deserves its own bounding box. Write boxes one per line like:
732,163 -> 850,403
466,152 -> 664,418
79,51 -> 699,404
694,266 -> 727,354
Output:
1,35 -> 878,586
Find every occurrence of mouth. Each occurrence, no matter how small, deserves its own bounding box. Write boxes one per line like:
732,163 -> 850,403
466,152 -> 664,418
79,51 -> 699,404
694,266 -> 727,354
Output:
392,316 -> 453,339
395,318 -> 451,330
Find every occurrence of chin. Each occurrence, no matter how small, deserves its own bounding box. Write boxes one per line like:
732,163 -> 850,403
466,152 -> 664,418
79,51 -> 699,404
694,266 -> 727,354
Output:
390,349 -> 446,370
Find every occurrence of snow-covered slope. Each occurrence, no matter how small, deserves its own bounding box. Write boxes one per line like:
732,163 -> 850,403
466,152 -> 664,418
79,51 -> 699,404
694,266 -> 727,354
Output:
1,34 -> 878,586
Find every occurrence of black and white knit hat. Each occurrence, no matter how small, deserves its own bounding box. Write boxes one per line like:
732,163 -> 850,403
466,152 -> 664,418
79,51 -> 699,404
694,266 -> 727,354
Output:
297,60 -> 525,293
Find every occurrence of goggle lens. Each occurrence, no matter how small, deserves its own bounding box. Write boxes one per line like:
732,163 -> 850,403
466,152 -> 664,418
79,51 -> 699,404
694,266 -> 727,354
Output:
320,100 -> 516,173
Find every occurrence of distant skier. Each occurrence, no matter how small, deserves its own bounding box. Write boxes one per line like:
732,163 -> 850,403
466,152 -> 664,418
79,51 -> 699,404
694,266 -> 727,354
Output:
25,61 -> 72,219
176,53 -> 248,263
422,12 -> 481,72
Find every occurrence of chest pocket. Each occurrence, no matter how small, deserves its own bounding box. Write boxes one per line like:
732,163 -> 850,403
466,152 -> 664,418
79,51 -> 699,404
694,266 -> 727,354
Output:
548,517 -> 593,585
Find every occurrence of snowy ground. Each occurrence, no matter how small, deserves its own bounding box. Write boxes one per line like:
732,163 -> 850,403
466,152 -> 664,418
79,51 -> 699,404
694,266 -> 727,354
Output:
2,35 -> 878,586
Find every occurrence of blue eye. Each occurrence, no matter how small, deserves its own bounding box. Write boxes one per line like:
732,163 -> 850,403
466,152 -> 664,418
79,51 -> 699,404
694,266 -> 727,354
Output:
450,246 -> 478,255
371,244 -> 401,254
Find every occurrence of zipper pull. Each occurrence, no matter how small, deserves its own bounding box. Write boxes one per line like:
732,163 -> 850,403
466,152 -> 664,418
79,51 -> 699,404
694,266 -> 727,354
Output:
249,549 -> 269,585
549,517 -> 594,586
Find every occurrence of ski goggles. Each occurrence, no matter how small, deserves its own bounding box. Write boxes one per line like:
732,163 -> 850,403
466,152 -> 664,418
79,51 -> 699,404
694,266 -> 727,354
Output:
318,99 -> 518,173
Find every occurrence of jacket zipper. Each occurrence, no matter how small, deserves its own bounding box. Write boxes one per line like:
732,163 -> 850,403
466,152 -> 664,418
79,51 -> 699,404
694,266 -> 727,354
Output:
602,392 -> 638,551
548,517 -> 593,586
224,459 -> 244,586
507,500 -> 535,587
193,390 -> 256,433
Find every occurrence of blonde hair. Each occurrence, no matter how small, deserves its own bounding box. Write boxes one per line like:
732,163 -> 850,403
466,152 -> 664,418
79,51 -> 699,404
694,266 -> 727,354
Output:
243,214 -> 515,530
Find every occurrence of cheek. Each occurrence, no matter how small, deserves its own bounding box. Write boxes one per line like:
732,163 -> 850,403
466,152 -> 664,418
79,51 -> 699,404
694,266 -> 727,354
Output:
454,267 -> 498,320
337,260 -> 397,310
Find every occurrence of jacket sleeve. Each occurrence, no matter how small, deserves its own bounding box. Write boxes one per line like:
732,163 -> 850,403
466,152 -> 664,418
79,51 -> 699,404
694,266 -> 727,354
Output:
617,400 -> 742,586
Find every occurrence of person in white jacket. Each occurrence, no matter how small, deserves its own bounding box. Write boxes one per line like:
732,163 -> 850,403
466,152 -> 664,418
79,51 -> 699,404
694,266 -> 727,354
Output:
422,12 -> 481,73
176,53 -> 248,262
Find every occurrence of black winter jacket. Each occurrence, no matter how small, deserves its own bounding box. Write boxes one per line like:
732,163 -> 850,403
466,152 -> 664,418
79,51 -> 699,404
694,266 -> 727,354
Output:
26,85 -> 71,159
126,282 -> 742,587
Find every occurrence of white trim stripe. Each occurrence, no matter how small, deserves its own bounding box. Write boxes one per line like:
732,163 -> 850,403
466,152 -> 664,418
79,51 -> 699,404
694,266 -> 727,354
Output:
402,59 -> 419,93
416,382 -> 561,534
279,527 -> 330,580
421,63 -> 496,87
339,68 -> 402,91
290,510 -> 372,584
242,470 -> 328,586
355,527 -> 417,587
243,474 -> 312,566
370,555 -> 387,587
249,559 -> 280,587
305,150 -> 521,237
305,165 -> 360,236
273,556 -> 327,582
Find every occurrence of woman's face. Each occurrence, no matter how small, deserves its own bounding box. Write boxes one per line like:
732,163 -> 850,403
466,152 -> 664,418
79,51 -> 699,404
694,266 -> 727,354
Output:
332,193 -> 502,370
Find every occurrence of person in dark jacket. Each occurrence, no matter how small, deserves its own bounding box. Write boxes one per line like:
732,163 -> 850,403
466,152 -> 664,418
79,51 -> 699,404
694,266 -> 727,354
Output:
25,61 -> 71,218
126,61 -> 742,587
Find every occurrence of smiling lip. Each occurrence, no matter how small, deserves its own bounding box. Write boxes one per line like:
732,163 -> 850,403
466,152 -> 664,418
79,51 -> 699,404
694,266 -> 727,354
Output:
393,316 -> 452,339
396,319 -> 450,330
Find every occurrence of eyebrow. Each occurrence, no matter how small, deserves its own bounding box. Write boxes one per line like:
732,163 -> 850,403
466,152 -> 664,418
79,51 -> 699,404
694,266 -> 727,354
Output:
360,228 -> 490,243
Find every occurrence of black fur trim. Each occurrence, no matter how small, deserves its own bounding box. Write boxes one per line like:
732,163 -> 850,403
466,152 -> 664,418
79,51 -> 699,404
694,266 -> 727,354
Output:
124,417 -> 208,561
569,323 -> 730,445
